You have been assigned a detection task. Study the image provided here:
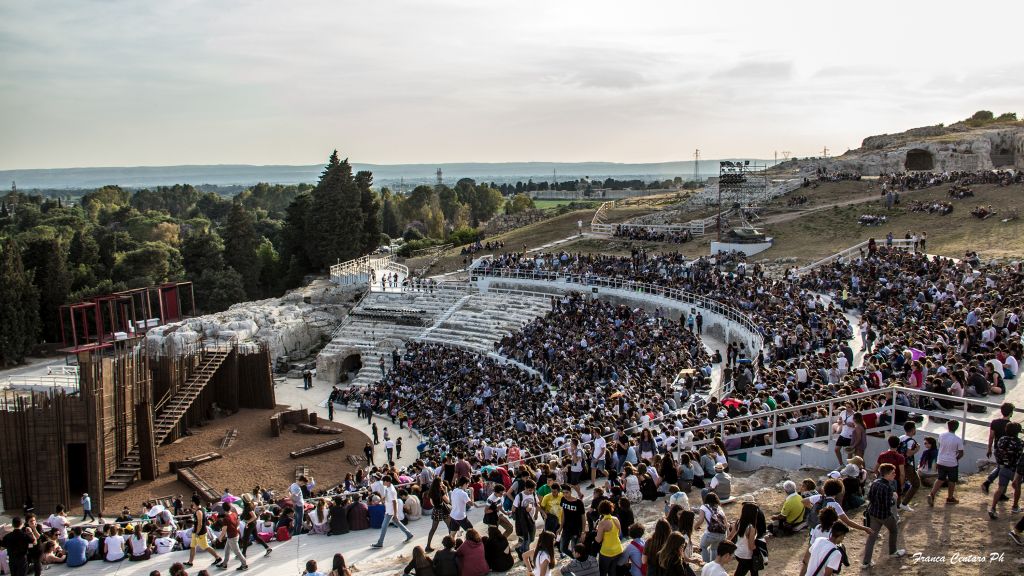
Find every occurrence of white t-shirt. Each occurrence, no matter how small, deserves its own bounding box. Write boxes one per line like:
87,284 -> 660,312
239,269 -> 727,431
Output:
838,410 -> 855,439
47,514 -> 70,540
381,484 -> 404,520
129,534 -> 148,556
937,431 -> 964,467
533,550 -> 551,576
154,537 -> 176,554
701,560 -> 730,576
289,482 -> 305,507
804,536 -> 842,576
104,534 -> 125,561
592,437 -> 607,460
449,487 -> 470,521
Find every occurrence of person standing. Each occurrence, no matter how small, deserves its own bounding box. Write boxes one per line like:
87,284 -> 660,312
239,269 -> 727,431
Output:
81,493 -> 95,523
801,523 -> 849,576
897,422 -> 921,507
385,438 -> 396,464
184,495 -> 223,569
371,475 -> 415,548
982,403 -> 1015,494
364,442 -> 375,466
217,503 -> 248,571
289,476 -> 313,537
372,422 -> 380,445
988,422 -> 1023,519
240,495 -> 271,558
695,312 -> 704,335
862,464 -> 906,568
559,488 -> 586,556
928,421 -> 964,506
448,477 -> 475,537
1,517 -> 35,576
327,398 -> 335,422
594,500 -> 623,576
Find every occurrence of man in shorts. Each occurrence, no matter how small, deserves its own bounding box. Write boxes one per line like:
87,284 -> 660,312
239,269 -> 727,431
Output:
928,421 -> 964,506
185,495 -> 223,569
989,422 -> 1023,519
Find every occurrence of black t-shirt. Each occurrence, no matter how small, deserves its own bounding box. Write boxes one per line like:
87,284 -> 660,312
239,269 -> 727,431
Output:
560,498 -> 585,535
991,417 -> 1010,441
2,529 -> 32,558
970,372 -> 990,395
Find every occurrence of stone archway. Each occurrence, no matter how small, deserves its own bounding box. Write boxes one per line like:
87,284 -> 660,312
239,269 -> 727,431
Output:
905,149 -> 934,171
339,353 -> 363,382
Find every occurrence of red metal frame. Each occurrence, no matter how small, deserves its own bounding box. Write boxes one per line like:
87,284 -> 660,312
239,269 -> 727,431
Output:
59,281 -> 196,352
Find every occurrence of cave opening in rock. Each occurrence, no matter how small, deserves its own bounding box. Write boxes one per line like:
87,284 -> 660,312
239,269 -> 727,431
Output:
991,147 -> 1016,167
905,149 -> 934,171
339,353 -> 362,381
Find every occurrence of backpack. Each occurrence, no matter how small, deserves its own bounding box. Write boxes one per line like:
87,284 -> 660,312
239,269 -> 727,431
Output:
703,505 -> 727,534
629,540 -> 647,576
995,437 -> 1022,467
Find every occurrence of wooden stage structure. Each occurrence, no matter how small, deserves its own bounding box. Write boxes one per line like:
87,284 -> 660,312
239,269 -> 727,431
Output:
0,338 -> 275,515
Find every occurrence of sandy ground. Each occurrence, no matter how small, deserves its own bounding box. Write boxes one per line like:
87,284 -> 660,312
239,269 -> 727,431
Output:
100,404 -> 370,514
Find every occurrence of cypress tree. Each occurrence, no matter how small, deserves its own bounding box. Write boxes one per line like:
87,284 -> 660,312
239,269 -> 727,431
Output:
0,237 -> 40,365
222,202 -> 260,298
356,170 -> 381,253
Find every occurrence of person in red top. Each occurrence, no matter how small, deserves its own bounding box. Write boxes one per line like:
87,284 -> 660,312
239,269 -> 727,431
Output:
874,435 -> 908,511
217,506 -> 248,571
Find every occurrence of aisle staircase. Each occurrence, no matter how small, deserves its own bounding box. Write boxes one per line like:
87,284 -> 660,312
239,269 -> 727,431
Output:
104,348 -> 231,491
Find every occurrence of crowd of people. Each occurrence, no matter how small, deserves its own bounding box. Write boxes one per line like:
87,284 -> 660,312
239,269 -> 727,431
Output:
858,214 -> 887,226
613,225 -> 694,244
906,200 -> 953,215
7,226 -> 1024,575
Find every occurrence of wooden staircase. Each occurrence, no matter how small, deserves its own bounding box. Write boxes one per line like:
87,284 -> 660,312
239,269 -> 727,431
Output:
104,348 -> 230,491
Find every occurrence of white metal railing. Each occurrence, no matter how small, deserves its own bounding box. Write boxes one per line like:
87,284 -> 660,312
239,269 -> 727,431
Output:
46,365 -> 79,377
330,254 -> 407,285
670,385 -> 1019,461
590,201 -> 615,234
796,238 -> 917,275
2,374 -> 79,392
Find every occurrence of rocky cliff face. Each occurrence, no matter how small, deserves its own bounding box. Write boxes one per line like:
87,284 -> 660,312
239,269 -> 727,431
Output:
144,279 -> 362,363
777,125 -> 1024,175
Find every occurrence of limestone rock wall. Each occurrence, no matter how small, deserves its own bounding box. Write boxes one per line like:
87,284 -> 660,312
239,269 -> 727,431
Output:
144,279 -> 364,364
779,127 -> 1024,175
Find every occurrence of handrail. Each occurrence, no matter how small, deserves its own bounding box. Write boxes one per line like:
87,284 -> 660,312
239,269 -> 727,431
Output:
796,238 -> 916,275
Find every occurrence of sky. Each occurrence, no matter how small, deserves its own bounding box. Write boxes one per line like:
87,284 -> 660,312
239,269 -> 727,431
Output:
1,0 -> 1021,170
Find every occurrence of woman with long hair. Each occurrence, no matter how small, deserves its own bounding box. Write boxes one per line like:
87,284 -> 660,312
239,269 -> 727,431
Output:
676,510 -> 702,570
455,529 -> 489,576
523,530 -> 557,576
642,518 -> 671,576
483,524 -> 515,572
730,502 -> 762,576
329,553 -> 351,576
426,478 -> 453,552
403,546 -> 434,576
655,531 -> 687,576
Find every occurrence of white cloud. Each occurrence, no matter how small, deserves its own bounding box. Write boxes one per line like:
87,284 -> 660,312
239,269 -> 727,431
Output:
0,0 -> 1021,169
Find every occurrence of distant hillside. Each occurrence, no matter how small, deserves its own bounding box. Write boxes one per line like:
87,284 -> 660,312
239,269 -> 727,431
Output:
0,159 -> 771,190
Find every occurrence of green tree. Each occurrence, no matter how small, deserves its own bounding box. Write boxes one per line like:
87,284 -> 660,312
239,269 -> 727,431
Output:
508,193 -> 535,214
306,151 -> 364,268
381,190 -> 402,238
0,238 -> 40,365
22,236 -> 70,342
113,242 -> 183,287
280,192 -> 312,278
194,267 -> 247,314
356,170 -> 381,253
970,110 -> 994,121
255,237 -> 281,297
222,202 -> 261,298
181,229 -> 226,279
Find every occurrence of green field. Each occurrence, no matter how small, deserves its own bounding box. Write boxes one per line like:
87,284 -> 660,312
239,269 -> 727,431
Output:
532,199 -> 576,209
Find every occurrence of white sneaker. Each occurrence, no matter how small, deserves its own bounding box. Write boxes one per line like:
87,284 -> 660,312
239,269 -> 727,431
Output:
899,504 -> 914,512
860,562 -> 874,568
891,549 -> 907,557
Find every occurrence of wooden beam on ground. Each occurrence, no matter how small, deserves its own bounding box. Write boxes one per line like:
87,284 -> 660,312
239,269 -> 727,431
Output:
219,429 -> 238,449
289,439 -> 345,459
295,423 -> 344,435
169,452 -> 222,472
176,466 -> 219,503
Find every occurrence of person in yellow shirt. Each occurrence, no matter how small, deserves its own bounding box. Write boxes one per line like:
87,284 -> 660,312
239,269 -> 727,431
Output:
540,484 -> 564,534
769,480 -> 807,535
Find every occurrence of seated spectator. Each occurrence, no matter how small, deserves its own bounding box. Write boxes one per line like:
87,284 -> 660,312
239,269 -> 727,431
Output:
562,544 -> 599,576
346,494 -> 370,531
308,501 -> 330,535
127,524 -> 152,561
455,529 -> 489,576
40,540 -> 66,565
328,496 -> 350,535
65,527 -> 88,567
103,525 -> 126,562
482,525 -> 515,572
432,536 -> 459,576
769,481 -> 806,536
403,546 -> 434,576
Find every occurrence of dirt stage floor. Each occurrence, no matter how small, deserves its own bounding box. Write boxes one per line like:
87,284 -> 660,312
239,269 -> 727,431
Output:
100,405 -> 369,514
